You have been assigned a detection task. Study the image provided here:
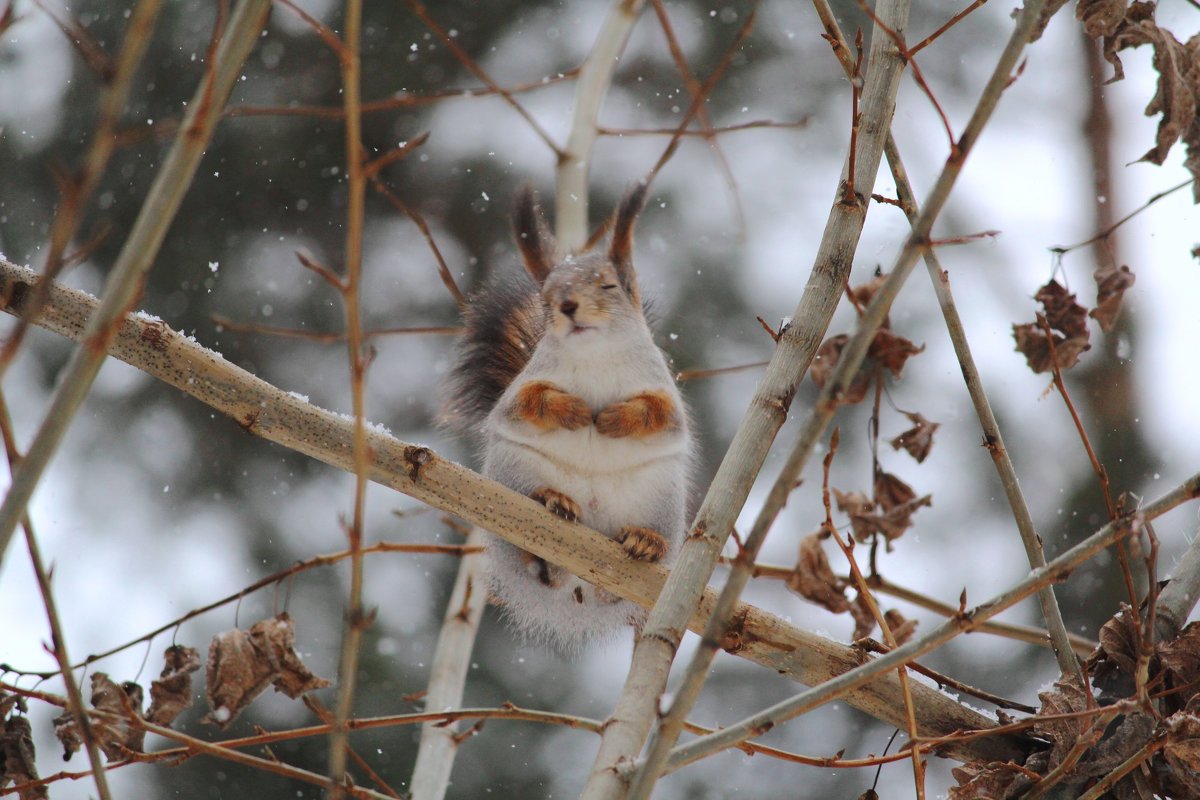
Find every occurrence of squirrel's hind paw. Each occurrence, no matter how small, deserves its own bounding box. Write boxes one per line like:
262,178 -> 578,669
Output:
531,487 -> 581,522
617,526 -> 668,562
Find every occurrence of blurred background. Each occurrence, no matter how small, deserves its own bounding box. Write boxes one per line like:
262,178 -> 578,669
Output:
1,0 -> 1198,797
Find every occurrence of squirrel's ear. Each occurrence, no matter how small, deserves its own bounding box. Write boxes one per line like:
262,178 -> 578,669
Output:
609,182 -> 648,301
512,186 -> 556,285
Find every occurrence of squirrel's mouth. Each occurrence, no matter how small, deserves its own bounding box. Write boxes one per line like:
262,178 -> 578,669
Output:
567,324 -> 595,335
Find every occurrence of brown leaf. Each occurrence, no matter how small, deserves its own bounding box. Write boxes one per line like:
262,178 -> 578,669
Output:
1077,0 -> 1128,38
1090,602 -> 1140,678
849,591 -> 876,641
885,608 -> 917,645
1101,0 -> 1158,82
833,489 -> 877,542
203,614 -> 330,729
54,674 -> 146,762
850,273 -> 889,311
786,532 -> 850,614
1159,621 -> 1200,710
868,329 -> 924,377
890,412 -> 940,463
1090,263 -> 1136,331
1013,282 -> 1091,373
811,334 -> 872,405
146,645 -> 201,726
1138,27 -> 1197,168
1162,711 -> 1200,795
875,470 -> 916,512
2,716 -> 48,800
1034,676 -> 1092,769
949,760 -> 1024,799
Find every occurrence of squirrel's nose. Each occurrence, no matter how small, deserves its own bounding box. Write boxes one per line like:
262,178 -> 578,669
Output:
560,299 -> 578,318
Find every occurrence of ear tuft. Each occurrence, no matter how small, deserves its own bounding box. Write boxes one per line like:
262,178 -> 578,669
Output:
512,186 -> 556,285
609,183 -> 648,304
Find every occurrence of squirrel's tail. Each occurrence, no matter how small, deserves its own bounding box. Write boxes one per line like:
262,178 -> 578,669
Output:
440,270 -> 545,437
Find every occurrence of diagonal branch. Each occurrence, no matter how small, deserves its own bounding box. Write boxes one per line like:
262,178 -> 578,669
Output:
0,0 -> 272,569
0,256 -> 1031,766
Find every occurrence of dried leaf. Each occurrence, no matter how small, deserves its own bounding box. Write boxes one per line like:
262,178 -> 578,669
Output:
1090,263 -> 1136,331
1162,711 -> 1200,795
1013,282 -> 1091,373
204,614 -> 330,729
786,532 -> 850,614
1077,0 -> 1127,38
850,273 -> 889,311
1090,602 -> 1140,680
889,412 -> 940,463
1034,676 -> 1092,769
1159,621 -> 1200,710
146,645 -> 201,726
1100,0 -> 1158,82
949,760 -> 1024,799
849,591 -> 875,641
875,470 -> 916,511
833,489 -> 877,541
885,608 -> 917,645
868,329 -> 924,377
53,674 -> 145,762
811,334 -> 872,405
2,716 -> 48,799
1138,27 -> 1197,168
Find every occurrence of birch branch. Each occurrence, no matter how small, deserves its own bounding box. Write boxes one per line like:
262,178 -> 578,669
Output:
584,0 -> 913,793
408,528 -> 487,800
555,0 -> 645,250
623,0 -> 913,794
0,0 -> 273,568
0,256 -> 1025,765
654,477 -> 1200,773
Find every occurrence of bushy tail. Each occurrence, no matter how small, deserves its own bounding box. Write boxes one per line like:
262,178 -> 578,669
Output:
439,270 -> 545,439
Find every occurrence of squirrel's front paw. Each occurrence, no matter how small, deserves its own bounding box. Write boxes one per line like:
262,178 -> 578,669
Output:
513,380 -> 592,431
531,487 -> 581,522
595,391 -> 677,438
617,526 -> 668,562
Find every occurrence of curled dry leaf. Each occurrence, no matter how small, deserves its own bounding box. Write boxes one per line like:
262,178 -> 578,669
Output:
832,489 -> 876,542
889,411 -> 939,463
1013,281 -> 1091,373
1159,621 -> 1200,712
1162,711 -> 1200,796
849,592 -> 876,641
54,673 -> 145,762
868,328 -> 924,377
203,613 -> 330,729
949,760 -> 1024,799
786,531 -> 850,615
2,715 -> 48,800
1034,675 -> 1093,769
146,645 -> 202,726
1087,602 -> 1141,698
811,329 -> 925,406
1090,263 -> 1136,331
834,480 -> 931,545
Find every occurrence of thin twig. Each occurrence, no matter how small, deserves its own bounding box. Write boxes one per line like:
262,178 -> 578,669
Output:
0,391 -> 114,799
1050,178 -> 1193,253
908,0 -> 989,55
329,1 -> 370,792
212,314 -> 460,343
599,119 -> 808,136
402,0 -> 562,158
0,0 -> 272,569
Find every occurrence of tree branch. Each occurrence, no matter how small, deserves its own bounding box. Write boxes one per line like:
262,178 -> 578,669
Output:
0,256 -> 1027,766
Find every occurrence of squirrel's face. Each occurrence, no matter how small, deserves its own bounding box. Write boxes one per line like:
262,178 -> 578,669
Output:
540,255 -> 639,338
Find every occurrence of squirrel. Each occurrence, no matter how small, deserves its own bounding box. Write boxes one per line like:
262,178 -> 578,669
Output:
441,184 -> 692,650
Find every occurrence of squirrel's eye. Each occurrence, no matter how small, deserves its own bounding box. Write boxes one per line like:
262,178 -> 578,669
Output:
600,283 -> 618,290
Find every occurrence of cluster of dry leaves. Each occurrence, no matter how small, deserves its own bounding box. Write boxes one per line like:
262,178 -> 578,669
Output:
951,609 -> 1200,798
1,614 -> 327,798
1012,266 -> 1136,375
1035,0 -> 1200,198
790,274 -> 935,641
